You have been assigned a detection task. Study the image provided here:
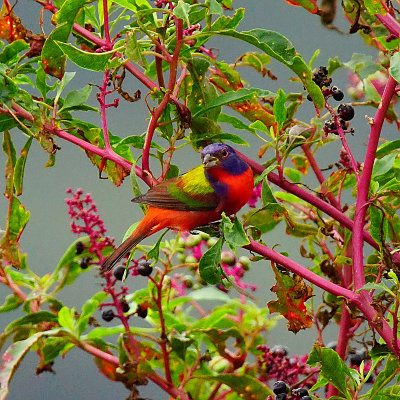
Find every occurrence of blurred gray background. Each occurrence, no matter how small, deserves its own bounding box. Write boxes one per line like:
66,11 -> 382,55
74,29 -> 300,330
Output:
0,0 -> 396,399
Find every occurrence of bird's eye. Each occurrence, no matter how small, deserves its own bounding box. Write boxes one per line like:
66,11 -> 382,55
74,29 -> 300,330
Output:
221,149 -> 228,158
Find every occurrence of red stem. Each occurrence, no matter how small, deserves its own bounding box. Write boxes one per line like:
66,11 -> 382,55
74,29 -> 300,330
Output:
352,75 -> 397,291
102,0 -> 111,46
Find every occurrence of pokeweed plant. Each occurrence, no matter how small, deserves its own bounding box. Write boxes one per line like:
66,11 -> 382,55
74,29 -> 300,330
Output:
0,0 -> 400,399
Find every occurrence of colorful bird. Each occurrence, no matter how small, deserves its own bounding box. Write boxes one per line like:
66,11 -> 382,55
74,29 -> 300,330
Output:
101,143 -> 254,272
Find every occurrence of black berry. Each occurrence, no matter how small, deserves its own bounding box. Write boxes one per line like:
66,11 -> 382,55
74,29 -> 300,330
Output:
332,86 -> 344,101
136,304 -> 148,318
275,394 -> 287,400
292,388 -> 309,397
338,104 -> 355,121
80,256 -> 91,269
271,345 -> 288,357
102,309 -> 114,322
300,397 -> 312,400
137,260 -> 153,276
307,94 -> 312,101
113,265 -> 126,281
75,241 -> 85,255
120,299 -> 130,313
273,381 -> 289,395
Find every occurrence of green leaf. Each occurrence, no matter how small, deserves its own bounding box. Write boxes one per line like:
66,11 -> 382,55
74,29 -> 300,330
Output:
196,374 -> 273,399
193,88 -> 274,119
221,213 -> 250,247
55,42 -> 116,71
0,113 -> 17,131
345,53 -> 383,80
0,40 -> 29,64
125,30 -> 147,68
261,180 -> 277,205
174,0 -> 190,27
13,136 -> 32,196
369,206 -> 388,246
58,306 -> 76,334
372,153 -> 396,177
85,326 -> 125,339
376,139 -> 400,158
218,113 -> 255,132
273,88 -> 287,129
147,230 -> 168,263
199,236 -> 223,284
357,282 -> 395,297
308,345 -> 354,399
0,329 -> 62,400
6,311 -> 58,332
52,0 -> 90,25
113,0 -> 151,12
207,0 -> 223,15
188,286 -> 231,302
367,356 -> 400,399
0,294 -> 23,313
364,0 -> 387,16
59,85 -> 92,112
77,291 -> 108,335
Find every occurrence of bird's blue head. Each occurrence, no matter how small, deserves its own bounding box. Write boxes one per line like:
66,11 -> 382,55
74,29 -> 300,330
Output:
200,143 -> 249,175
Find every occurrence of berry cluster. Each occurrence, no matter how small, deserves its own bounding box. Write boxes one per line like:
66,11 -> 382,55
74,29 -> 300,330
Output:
257,345 -> 317,389
307,66 -> 355,136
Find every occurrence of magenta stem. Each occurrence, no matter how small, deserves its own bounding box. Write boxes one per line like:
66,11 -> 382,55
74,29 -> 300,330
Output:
352,75 -> 397,290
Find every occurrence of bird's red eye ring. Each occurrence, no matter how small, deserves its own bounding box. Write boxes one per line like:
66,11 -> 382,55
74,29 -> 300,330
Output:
221,149 -> 228,158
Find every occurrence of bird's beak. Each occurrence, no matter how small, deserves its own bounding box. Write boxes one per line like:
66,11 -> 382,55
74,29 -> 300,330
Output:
202,153 -> 218,168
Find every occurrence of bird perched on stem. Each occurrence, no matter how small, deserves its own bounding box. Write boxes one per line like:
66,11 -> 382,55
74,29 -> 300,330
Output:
101,143 -> 254,272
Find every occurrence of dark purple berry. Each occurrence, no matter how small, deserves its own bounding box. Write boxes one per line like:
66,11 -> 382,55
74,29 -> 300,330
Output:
312,66 -> 332,88
307,94 -> 312,101
338,104 -> 355,121
273,381 -> 289,395
136,304 -> 148,318
120,299 -> 130,313
292,388 -> 309,397
350,349 -> 366,366
271,345 -> 288,357
300,396 -> 312,400
113,265 -> 126,281
80,256 -> 91,269
137,260 -> 153,276
102,310 -> 114,322
332,86 -> 344,101
76,241 -> 85,255
275,394 -> 287,400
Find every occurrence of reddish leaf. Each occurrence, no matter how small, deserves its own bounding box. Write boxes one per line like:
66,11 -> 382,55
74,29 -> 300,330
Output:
268,264 -> 313,333
0,0 -> 27,43
285,0 -> 319,14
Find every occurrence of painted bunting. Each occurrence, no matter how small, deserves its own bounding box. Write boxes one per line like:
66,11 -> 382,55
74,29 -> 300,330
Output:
101,143 -> 254,272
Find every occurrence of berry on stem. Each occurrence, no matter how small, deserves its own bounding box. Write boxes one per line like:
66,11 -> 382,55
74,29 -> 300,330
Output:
273,380 -> 289,395
76,241 -> 85,255
120,299 -> 130,313
136,303 -> 148,318
137,260 -> 153,276
113,265 -> 126,280
102,309 -> 114,322
275,394 -> 287,400
338,104 -> 355,121
80,256 -> 91,269
292,388 -> 309,397
331,86 -> 344,101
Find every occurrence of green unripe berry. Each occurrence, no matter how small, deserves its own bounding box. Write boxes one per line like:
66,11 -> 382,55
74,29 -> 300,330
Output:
185,234 -> 202,247
239,256 -> 251,270
221,250 -> 236,266
185,255 -> 198,264
207,237 -> 219,247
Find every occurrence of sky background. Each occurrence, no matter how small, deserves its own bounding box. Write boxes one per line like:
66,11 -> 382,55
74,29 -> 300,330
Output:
0,1 -> 397,399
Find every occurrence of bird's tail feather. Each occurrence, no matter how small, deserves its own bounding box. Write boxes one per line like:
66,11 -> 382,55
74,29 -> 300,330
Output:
101,231 -> 148,273
101,209 -> 166,273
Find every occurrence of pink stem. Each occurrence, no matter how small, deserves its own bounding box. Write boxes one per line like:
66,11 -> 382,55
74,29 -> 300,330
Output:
99,70 -> 113,151
352,75 -> 397,291
102,0 -> 111,45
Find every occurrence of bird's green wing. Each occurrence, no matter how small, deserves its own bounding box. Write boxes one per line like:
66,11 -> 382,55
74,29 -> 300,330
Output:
132,165 -> 219,211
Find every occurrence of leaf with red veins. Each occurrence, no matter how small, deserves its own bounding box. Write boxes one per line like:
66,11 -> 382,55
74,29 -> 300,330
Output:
285,0 -> 319,14
0,0 -> 27,43
268,265 -> 313,333
79,127 -> 129,186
